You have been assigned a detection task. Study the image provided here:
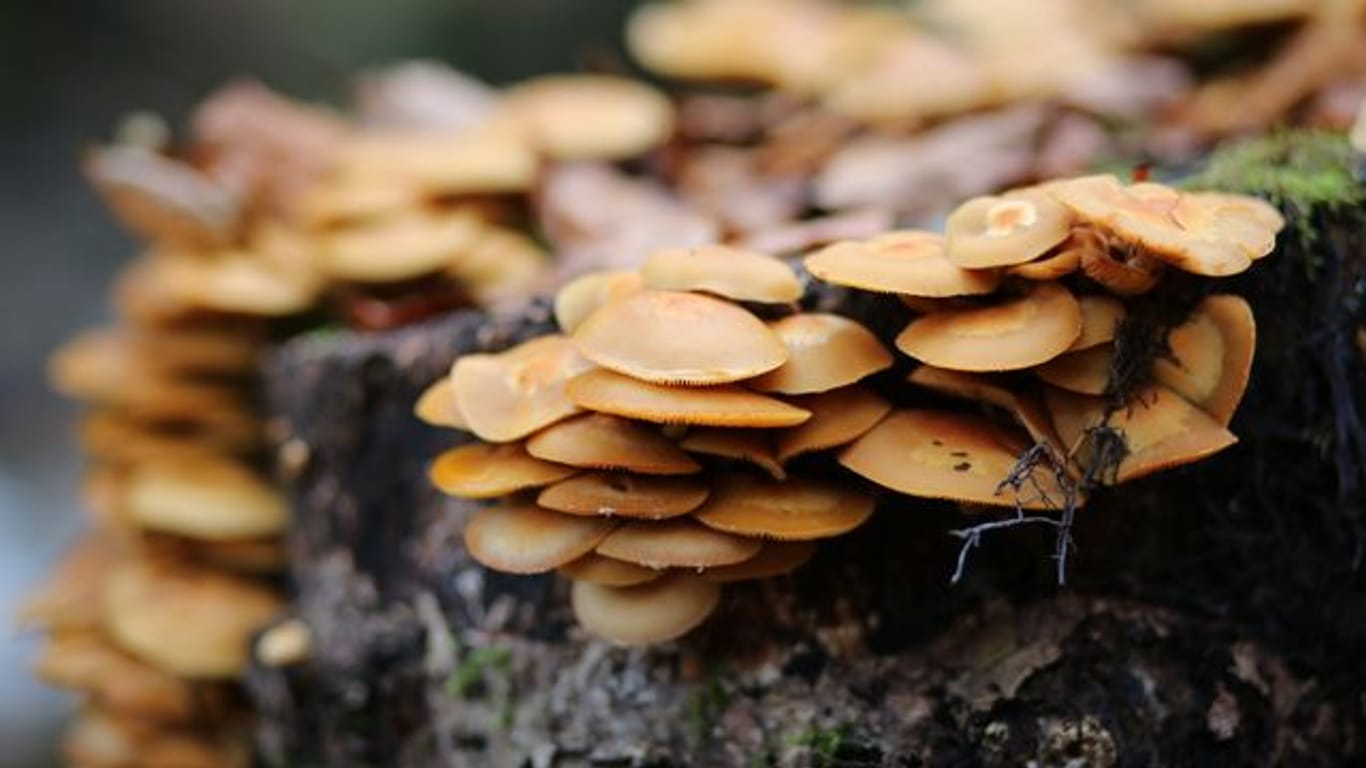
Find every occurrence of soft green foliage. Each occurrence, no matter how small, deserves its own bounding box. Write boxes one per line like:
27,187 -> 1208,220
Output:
1183,130 -> 1363,242
787,725 -> 880,767
445,645 -> 512,697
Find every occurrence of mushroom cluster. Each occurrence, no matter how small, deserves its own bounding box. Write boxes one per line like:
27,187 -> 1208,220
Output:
30,67 -> 683,764
421,246 -> 894,644
804,174 -> 1284,508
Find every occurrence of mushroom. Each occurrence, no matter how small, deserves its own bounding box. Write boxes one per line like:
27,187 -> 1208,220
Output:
774,385 -> 892,463
450,335 -> 592,443
124,456 -> 287,541
944,190 -> 1073,268
700,541 -> 818,582
572,290 -> 788,385
35,630 -> 198,722
496,75 -> 675,160
1079,244 -> 1164,295
414,375 -> 469,430
1035,345 -> 1115,396
428,442 -> 578,499
906,366 -> 1063,452
1152,294 -> 1255,425
558,553 -> 662,586
804,231 -> 1000,297
464,504 -> 617,574
639,244 -> 802,304
693,473 -> 875,540
537,472 -> 710,519
63,707 -> 247,768
255,618 -> 312,668
321,209 -> 484,283
839,409 -> 1071,509
82,145 -> 239,250
596,518 -> 762,569
1171,192 -> 1283,262
678,427 -> 786,480
896,282 -> 1083,371
1068,295 -> 1126,351
1044,385 -> 1238,483
553,270 -> 646,334
1007,246 -> 1082,281
337,130 -> 539,196
565,368 -> 811,427
104,558 -> 282,678
19,535 -> 120,632
749,313 -> 893,394
571,575 -> 720,646
526,413 -> 701,475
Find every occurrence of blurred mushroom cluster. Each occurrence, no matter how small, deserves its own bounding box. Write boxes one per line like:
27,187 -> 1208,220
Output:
422,248 -> 893,645
806,174 -> 1285,510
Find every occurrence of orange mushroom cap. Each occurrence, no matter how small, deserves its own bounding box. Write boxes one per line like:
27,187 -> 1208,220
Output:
693,473 -> 875,540
463,504 -> 617,574
537,471 -> 710,519
558,553 -> 663,586
596,518 -> 762,569
573,289 -> 788,385
1153,294 -> 1255,426
553,270 -> 646,334
322,209 -> 484,284
566,368 -> 812,427
839,409 -> 1071,509
944,190 -> 1072,268
774,384 -> 892,463
571,575 -> 720,646
896,282 -> 1083,371
125,456 -> 287,541
804,231 -> 1000,297
701,541 -> 818,582
451,335 -> 592,443
497,74 -> 675,161
749,313 -> 893,394
429,442 -> 577,499
906,366 -> 1062,453
678,427 -> 786,480
1036,345 -> 1114,396
414,375 -> 469,430
640,244 -> 802,304
1069,295 -> 1126,351
527,413 -> 701,475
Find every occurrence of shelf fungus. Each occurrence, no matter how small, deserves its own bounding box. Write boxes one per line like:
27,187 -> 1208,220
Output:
805,174 -> 1282,519
425,251 -> 888,644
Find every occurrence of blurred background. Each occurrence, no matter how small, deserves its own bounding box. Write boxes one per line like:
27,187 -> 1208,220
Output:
0,1 -> 639,764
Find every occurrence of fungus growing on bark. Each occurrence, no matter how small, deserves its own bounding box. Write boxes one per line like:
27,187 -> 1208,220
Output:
558,553 -> 662,586
496,75 -> 675,160
896,282 -> 1083,371
463,505 -> 618,574
553,269 -> 645,333
527,413 -> 701,475
693,473 -> 875,540
124,456 -> 288,541
570,575 -> 721,646
597,518 -> 762,569
428,442 -> 579,499
640,244 -> 803,304
537,472 -> 710,520
565,369 -> 812,428
750,313 -> 893,394
944,190 -> 1073,268
804,231 -> 1000,297
1152,294 -> 1256,426
678,428 -> 787,480
450,335 -> 592,443
774,385 -> 892,463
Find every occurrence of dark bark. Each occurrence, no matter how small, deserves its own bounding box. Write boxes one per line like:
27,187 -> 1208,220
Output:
247,248 -> 1366,766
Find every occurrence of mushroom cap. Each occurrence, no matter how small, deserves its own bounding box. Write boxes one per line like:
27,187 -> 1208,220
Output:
322,210 -> 484,283
694,473 -> 875,540
804,231 -> 1000,297
526,413 -> 701,475
1069,295 -> 1126,351
906,366 -> 1062,452
678,428 -> 786,480
295,175 -> 424,229
573,290 -> 787,385
537,472 -> 710,519
838,409 -> 1070,509
554,270 -> 645,334
256,617 -> 312,668
571,575 -> 720,646
83,145 -> 238,250
451,335 -> 592,443
48,328 -> 252,411
1138,0 -> 1314,31
1045,385 -> 1237,483
640,245 -> 802,304
1050,175 -> 1259,277
596,518 -> 762,569
1007,246 -> 1082,281
749,313 -> 893,394
1153,294 -> 1255,425
35,631 -> 196,722
429,442 -> 577,499
414,375 -> 469,430
125,456 -> 287,541
338,131 -> 538,195
63,708 -> 248,768
558,553 -> 662,586
774,385 -> 892,463
104,558 -> 282,678
1079,246 -> 1163,295
896,282 -> 1083,371
1171,192 -> 1283,261
497,75 -> 675,160
448,225 -> 548,304
1036,345 -> 1114,396
944,191 -> 1072,268
700,541 -> 817,582
193,536 -> 287,575
566,368 -> 812,427
78,412 -> 239,466
152,252 -> 320,317
18,534 -> 119,632
463,504 -> 617,574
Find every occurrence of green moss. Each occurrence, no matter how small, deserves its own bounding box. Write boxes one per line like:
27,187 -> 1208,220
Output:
687,668 -> 732,742
788,725 -> 881,767
1182,130 -> 1363,242
445,645 -> 511,697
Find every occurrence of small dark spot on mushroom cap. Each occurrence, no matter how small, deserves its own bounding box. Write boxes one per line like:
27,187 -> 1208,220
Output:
950,451 -> 968,458
932,439 -> 944,447
953,462 -> 971,472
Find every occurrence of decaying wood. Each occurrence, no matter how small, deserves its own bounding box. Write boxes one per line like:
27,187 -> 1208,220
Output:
247,248 -> 1365,765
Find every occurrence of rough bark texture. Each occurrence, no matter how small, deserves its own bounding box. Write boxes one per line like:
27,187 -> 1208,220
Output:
247,245 -> 1366,766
